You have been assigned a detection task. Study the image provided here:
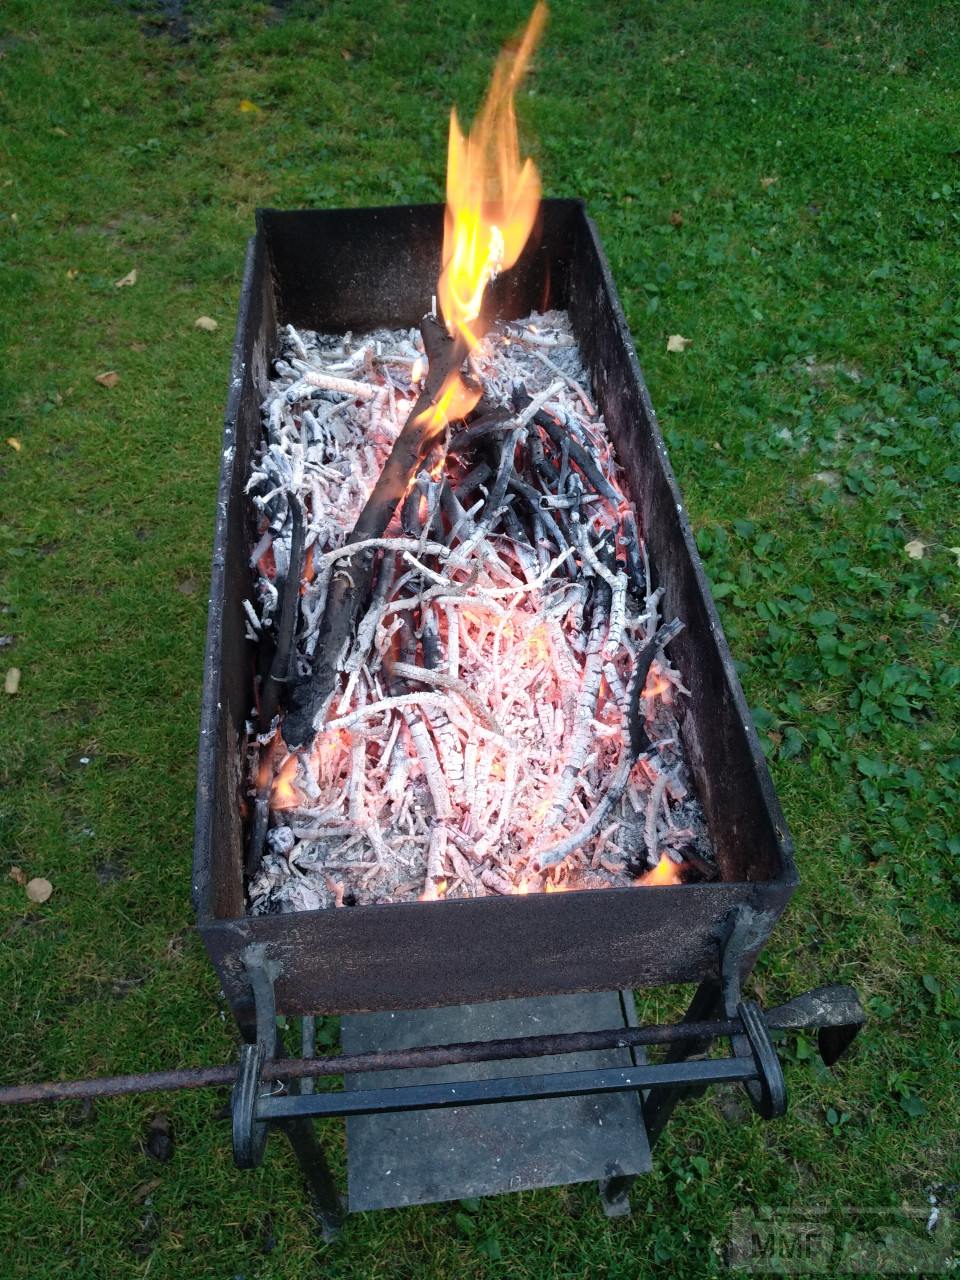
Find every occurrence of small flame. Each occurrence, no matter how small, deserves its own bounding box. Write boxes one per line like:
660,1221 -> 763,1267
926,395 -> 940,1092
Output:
428,371 -> 481,427
437,3 -> 547,348
636,854 -> 682,887
643,664 -> 670,701
300,542 -> 316,592
420,878 -> 448,902
410,356 -> 423,385
531,796 -> 552,824
515,877 -> 531,895
525,624 -> 550,662
271,752 -> 302,810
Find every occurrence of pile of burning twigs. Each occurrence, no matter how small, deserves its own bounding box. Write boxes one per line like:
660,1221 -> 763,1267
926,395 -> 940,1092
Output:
244,310 -> 714,913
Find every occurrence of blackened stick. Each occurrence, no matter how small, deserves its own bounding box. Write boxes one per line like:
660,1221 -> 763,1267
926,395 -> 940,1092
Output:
534,410 -> 621,504
627,618 -> 684,757
510,385 -> 619,504
283,316 -> 469,749
258,497 -> 305,735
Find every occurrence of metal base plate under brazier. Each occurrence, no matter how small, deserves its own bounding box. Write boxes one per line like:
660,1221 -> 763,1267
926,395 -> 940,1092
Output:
341,991 -> 652,1212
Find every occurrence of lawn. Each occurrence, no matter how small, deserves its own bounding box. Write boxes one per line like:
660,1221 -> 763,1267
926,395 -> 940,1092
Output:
1,1 -> 958,1276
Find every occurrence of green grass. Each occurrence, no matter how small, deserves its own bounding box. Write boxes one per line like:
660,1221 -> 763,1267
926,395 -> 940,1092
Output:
1,1 -> 958,1275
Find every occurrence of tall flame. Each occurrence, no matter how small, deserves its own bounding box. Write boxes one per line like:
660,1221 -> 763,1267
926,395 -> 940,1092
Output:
437,2 -> 547,347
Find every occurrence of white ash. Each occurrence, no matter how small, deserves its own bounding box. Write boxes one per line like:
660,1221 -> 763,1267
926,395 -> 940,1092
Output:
244,313 -> 715,916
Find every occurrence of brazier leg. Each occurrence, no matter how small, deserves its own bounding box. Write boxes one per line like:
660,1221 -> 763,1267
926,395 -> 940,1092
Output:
300,1016 -> 316,1095
596,981 -> 722,1213
596,989 -> 647,1217
277,1113 -> 344,1241
641,977 -> 723,1149
275,1020 -> 343,1240
597,980 -> 720,1215
598,1171 -> 634,1218
642,906 -> 770,1147
237,947 -> 344,1240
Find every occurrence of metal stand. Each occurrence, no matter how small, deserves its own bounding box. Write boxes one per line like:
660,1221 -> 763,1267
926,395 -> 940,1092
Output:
230,909 -> 864,1233
233,946 -> 344,1241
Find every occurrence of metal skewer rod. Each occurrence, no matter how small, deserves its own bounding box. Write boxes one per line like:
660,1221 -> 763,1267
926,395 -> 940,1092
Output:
0,987 -> 863,1107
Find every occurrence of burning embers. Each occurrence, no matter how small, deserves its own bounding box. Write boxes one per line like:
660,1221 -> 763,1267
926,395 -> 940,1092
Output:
244,313 -> 714,914
240,4 -> 715,914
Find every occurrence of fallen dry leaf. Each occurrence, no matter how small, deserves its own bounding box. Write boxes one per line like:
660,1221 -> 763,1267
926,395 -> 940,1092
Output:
66,267 -> 79,281
131,1178 -> 162,1203
4,667 -> 20,694
26,877 -> 53,904
904,539 -> 925,560
95,371 -> 120,389
666,334 -> 693,353
760,175 -> 779,189
51,126 -> 69,137
669,209 -> 684,227
194,315 -> 218,332
949,546 -> 960,567
6,437 -> 21,452
9,866 -> 26,887
114,268 -> 138,288
238,99 -> 261,114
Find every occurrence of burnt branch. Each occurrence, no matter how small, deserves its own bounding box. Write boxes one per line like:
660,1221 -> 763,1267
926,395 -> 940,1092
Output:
283,316 -> 470,749
258,497 -> 305,735
628,618 -> 685,757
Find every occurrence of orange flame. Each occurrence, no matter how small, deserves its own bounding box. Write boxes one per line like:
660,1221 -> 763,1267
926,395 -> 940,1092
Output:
300,542 -> 316,592
643,665 -> 670,701
409,362 -> 482,444
271,752 -> 302,810
425,372 -> 481,430
437,3 -> 547,348
636,854 -> 682,887
420,878 -> 448,902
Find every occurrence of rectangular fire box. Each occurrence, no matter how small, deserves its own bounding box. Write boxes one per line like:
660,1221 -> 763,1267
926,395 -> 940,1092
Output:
193,201 -> 797,1024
